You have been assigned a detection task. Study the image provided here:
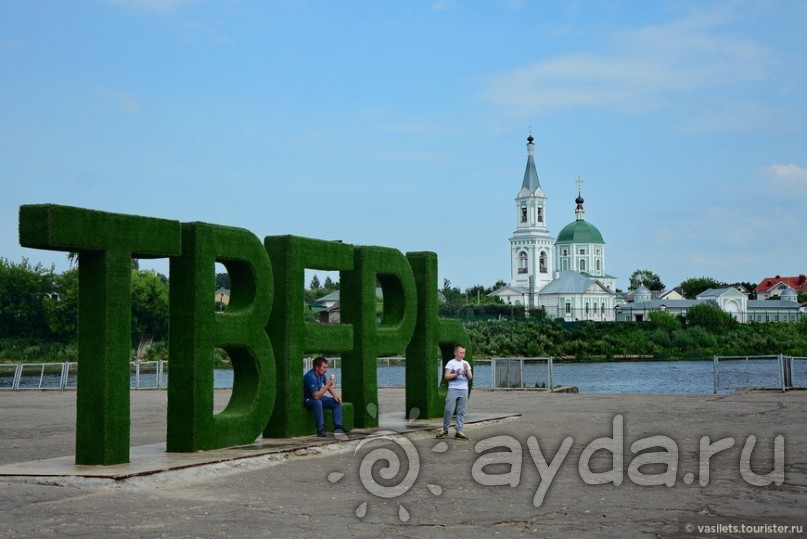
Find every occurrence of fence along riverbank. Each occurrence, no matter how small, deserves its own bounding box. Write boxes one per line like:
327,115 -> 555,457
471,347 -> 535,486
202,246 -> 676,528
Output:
2,356 -> 805,393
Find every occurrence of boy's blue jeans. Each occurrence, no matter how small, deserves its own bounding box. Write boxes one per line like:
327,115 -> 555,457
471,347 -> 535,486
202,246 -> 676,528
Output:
443,388 -> 468,432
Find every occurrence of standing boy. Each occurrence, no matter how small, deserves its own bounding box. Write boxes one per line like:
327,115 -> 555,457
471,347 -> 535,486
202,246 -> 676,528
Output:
436,345 -> 473,440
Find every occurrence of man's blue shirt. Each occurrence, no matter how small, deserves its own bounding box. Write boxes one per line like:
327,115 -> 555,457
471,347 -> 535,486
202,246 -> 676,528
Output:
303,368 -> 326,401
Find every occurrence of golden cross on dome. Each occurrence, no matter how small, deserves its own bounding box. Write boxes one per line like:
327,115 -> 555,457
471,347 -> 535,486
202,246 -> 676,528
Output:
576,176 -> 583,194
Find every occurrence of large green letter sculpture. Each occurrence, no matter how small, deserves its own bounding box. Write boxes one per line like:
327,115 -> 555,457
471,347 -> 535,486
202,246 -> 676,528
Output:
341,246 -> 417,427
263,235 -> 354,437
18,204 -> 180,465
405,251 -> 472,418
18,204 -> 474,464
167,223 -> 275,451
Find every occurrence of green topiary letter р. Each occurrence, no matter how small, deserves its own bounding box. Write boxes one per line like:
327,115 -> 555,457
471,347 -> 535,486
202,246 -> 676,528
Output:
341,246 -> 417,428
18,204 -> 181,465
167,222 -> 276,452
405,251 -> 472,418
263,236 -> 355,437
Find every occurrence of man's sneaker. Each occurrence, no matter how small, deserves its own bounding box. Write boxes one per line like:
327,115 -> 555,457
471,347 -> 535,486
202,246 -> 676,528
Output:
435,428 -> 447,438
317,429 -> 327,438
455,431 -> 469,440
335,425 -> 351,435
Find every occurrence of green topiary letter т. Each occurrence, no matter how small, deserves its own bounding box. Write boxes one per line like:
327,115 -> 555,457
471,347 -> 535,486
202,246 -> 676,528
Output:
19,204 -> 181,465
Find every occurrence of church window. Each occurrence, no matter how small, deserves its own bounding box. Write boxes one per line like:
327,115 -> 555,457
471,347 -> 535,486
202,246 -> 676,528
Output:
518,251 -> 528,274
585,303 -> 589,314
565,302 -> 571,314
596,249 -> 601,255
596,259 -> 601,272
601,303 -> 605,314
562,248 -> 568,257
536,206 -> 543,222
579,259 -> 586,271
539,252 -> 547,273
579,248 -> 586,255
520,206 -> 527,223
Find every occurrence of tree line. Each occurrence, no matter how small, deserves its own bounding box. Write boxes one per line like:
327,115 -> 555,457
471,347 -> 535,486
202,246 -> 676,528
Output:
466,311 -> 807,359
0,258 -> 168,361
1,258 -> 805,362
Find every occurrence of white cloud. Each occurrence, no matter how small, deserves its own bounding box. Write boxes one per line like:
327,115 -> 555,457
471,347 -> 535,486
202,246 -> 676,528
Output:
431,0 -> 457,12
96,88 -> 143,115
761,164 -> 807,194
482,8 -> 773,117
0,39 -> 24,52
102,0 -> 199,14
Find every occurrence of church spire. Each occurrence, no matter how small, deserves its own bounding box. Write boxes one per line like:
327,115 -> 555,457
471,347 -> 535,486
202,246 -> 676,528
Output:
521,133 -> 541,192
575,176 -> 585,221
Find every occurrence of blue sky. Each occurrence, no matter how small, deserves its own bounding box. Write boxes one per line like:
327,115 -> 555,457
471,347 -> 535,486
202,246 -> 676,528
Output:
2,0 -> 805,291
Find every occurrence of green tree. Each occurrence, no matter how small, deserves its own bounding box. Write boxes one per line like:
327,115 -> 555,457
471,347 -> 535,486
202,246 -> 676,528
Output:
648,310 -> 680,333
680,276 -> 725,299
684,303 -> 736,333
629,269 -> 664,291
439,278 -> 464,315
323,276 -> 338,291
0,258 -> 56,340
215,272 -> 230,290
43,268 -> 78,342
310,274 -> 321,290
130,270 -> 170,344
737,281 -> 757,298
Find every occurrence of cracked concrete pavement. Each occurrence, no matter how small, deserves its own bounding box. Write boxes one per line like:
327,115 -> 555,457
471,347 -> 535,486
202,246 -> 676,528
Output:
0,388 -> 805,538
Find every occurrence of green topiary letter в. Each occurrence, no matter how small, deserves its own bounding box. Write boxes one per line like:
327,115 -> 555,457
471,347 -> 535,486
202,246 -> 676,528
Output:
167,223 -> 276,452
18,204 -> 180,465
263,235 -> 354,438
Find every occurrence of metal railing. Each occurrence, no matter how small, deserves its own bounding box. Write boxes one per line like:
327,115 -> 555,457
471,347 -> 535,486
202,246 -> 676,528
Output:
306,357 -> 554,390
2,357 -> 558,391
713,354 -> 803,393
486,357 -> 554,390
0,361 -> 168,390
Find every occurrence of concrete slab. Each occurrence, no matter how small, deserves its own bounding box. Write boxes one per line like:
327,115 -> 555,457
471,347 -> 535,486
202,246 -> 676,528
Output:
0,411 -> 517,479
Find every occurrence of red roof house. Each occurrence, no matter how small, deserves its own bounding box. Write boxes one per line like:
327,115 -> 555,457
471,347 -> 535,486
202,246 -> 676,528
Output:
755,275 -> 807,299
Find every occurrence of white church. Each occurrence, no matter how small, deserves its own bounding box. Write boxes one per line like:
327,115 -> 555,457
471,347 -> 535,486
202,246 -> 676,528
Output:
489,135 -> 619,321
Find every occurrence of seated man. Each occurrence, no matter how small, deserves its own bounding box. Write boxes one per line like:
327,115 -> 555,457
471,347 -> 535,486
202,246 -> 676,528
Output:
303,357 -> 350,437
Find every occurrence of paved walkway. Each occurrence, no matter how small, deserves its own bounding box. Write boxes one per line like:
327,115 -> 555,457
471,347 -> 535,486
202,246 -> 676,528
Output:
1,389 -> 805,538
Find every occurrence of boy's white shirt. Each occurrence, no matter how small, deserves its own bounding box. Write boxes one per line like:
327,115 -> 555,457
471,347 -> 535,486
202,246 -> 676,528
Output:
445,359 -> 470,390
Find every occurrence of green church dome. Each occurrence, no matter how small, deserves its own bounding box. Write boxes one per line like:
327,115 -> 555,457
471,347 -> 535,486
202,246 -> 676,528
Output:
556,219 -> 604,244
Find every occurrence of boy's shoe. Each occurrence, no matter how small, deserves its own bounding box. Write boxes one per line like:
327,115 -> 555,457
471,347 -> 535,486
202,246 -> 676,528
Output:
317,429 -> 327,438
435,428 -> 447,438
455,431 -> 469,440
334,425 -> 351,435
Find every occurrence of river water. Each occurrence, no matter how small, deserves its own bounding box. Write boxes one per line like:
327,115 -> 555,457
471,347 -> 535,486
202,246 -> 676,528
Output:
4,358 -> 803,394
211,358 -> 804,394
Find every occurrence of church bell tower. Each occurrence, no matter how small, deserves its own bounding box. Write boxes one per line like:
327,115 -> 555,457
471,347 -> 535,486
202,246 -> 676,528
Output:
509,134 -> 554,300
